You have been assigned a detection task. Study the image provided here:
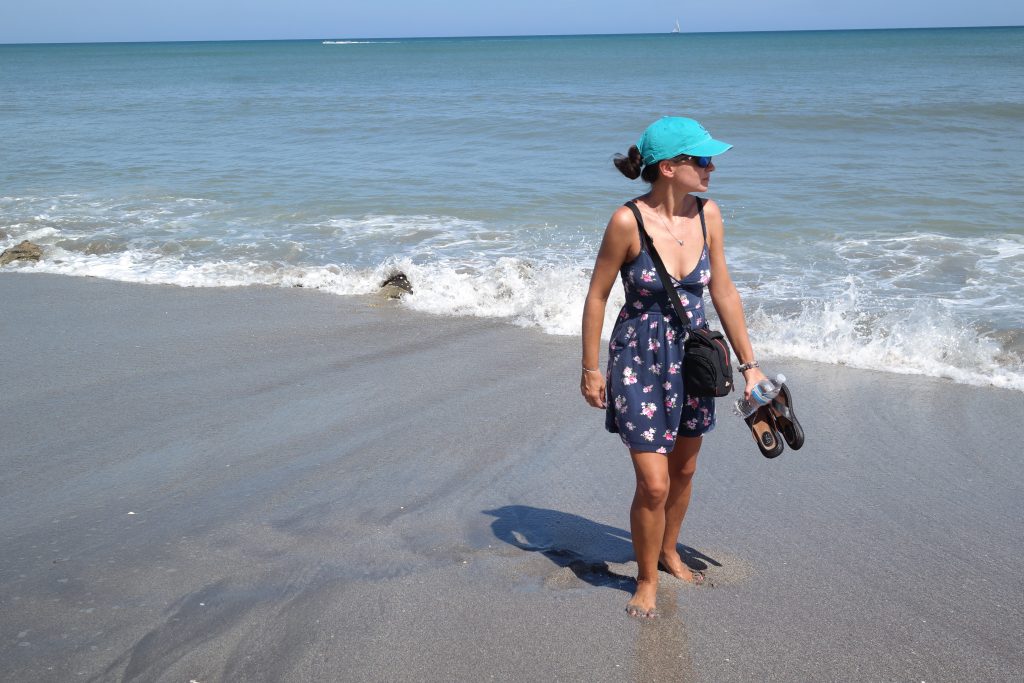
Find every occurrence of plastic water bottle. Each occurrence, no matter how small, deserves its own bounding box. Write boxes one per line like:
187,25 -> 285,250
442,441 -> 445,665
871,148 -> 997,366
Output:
733,374 -> 787,417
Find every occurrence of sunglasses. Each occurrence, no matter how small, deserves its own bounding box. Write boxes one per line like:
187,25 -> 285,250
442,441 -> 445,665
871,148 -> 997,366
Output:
671,154 -> 713,168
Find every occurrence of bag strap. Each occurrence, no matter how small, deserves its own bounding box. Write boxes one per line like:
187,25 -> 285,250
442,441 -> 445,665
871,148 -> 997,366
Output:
624,199 -> 693,332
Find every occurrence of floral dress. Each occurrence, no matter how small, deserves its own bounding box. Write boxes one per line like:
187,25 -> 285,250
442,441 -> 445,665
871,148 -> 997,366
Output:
604,201 -> 716,453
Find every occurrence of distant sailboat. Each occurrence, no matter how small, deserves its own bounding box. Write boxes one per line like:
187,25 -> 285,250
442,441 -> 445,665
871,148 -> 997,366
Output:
672,19 -> 681,33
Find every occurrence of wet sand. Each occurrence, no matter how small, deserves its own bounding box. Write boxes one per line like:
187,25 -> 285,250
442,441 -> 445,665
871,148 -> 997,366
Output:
1,273 -> 1022,681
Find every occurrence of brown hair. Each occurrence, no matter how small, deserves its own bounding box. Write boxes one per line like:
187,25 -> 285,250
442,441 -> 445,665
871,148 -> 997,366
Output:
613,145 -> 660,183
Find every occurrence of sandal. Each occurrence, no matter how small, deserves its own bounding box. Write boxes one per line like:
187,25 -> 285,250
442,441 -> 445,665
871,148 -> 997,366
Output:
745,404 -> 784,458
769,383 -> 805,450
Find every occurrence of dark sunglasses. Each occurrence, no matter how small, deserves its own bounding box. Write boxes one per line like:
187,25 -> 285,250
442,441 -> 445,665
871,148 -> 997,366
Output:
671,154 -> 713,168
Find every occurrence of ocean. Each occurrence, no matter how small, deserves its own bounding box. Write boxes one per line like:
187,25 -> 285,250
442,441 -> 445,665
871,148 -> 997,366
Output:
2,27 -> 1022,390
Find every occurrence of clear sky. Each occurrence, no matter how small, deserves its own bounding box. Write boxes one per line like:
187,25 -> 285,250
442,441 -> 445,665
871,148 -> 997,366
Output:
2,0 -> 1022,44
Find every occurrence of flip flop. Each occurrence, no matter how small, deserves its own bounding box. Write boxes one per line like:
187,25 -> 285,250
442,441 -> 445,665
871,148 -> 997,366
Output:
745,404 -> 784,458
769,383 -> 805,450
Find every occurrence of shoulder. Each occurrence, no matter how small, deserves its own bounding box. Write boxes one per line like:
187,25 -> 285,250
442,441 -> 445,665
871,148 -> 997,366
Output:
597,204 -> 641,262
605,204 -> 640,239
695,197 -> 723,224
695,197 -> 727,255
696,196 -> 725,237
610,204 -> 639,228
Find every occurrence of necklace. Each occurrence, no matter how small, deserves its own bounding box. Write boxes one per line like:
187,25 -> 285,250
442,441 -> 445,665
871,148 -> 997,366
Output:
650,207 -> 685,246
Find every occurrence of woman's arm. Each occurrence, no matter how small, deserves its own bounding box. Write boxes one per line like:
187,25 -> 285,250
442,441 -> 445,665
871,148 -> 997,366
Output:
703,199 -> 768,398
580,206 -> 637,408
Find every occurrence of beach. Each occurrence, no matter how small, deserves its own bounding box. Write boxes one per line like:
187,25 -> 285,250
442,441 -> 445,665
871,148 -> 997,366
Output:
2,272 -> 1022,681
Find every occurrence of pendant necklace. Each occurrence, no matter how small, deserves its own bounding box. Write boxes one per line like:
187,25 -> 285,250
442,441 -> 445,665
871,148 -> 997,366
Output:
652,208 -> 685,246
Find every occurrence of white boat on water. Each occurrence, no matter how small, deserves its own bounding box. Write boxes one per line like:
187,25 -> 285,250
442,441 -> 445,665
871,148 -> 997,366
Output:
322,39 -> 396,45
672,19 -> 681,33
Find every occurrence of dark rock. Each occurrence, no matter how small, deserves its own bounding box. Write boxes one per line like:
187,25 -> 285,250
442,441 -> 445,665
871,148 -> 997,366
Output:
379,271 -> 413,299
0,241 -> 43,266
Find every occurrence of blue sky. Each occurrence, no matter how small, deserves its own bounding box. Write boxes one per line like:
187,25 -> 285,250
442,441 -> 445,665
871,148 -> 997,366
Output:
2,1 -> 1022,44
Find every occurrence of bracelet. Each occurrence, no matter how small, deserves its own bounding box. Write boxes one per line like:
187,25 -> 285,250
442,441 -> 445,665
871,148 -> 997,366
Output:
582,365 -> 600,373
737,360 -> 759,372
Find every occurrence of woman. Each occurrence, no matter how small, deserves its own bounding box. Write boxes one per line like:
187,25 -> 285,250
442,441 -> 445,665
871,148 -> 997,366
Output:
580,116 -> 767,619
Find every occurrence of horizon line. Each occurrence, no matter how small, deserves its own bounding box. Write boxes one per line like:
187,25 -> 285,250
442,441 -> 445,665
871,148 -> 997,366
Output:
2,23 -> 1022,47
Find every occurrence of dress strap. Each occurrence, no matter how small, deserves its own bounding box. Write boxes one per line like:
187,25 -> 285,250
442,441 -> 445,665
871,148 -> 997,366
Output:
630,198 -> 707,249
624,201 -> 647,252
694,196 -> 708,247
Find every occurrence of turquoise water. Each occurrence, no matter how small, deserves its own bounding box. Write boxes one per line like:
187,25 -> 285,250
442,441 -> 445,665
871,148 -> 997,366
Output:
2,28 -> 1023,389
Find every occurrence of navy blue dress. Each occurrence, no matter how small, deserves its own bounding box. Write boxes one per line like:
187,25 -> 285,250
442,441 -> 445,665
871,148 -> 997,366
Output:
604,200 -> 717,452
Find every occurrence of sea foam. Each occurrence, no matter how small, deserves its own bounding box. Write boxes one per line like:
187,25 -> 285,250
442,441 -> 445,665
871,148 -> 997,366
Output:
6,247 -> 1022,393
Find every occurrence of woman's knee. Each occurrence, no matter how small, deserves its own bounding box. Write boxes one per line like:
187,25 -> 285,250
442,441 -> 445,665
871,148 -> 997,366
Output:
669,438 -> 702,478
674,457 -> 699,479
635,476 -> 670,505
631,450 -> 671,505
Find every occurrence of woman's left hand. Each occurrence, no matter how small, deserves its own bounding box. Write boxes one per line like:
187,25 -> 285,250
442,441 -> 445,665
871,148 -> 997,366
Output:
741,367 -> 768,401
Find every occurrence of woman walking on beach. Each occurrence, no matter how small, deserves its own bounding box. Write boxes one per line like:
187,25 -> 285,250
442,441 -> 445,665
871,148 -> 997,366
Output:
580,117 -> 767,619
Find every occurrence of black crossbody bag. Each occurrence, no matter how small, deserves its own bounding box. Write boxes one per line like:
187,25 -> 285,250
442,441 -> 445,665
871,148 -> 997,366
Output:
625,198 -> 734,398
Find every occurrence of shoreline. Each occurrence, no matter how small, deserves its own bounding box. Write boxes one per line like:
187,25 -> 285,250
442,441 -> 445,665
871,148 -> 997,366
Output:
2,273 -> 1022,680
3,266 -> 1021,395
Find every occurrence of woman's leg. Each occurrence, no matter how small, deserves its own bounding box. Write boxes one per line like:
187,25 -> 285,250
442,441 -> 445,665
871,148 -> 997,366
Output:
627,449 -> 671,617
659,436 -> 703,581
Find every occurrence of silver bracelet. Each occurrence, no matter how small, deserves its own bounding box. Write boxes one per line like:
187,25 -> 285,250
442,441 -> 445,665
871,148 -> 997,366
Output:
737,360 -> 759,372
582,365 -> 600,373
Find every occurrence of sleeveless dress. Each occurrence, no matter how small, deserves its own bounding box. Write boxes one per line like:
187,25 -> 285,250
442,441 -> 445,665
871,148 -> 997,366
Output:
604,199 -> 717,453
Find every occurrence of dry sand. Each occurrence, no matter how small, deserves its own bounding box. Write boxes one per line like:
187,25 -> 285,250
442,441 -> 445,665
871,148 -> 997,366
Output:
1,273 -> 1022,681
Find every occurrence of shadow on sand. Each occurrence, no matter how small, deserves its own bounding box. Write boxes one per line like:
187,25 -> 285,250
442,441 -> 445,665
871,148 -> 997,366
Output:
482,504 -> 721,592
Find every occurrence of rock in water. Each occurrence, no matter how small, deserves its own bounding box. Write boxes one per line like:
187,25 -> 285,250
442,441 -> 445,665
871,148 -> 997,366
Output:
379,272 -> 413,299
0,241 -> 43,266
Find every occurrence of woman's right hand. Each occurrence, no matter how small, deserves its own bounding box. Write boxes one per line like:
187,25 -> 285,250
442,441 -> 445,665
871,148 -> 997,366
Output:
580,206 -> 636,411
580,368 -> 607,409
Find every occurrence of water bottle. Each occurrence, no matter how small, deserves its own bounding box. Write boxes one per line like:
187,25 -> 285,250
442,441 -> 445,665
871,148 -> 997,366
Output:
733,373 -> 787,417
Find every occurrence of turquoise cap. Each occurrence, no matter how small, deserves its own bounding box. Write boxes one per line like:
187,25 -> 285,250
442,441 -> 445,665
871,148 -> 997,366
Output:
637,116 -> 733,166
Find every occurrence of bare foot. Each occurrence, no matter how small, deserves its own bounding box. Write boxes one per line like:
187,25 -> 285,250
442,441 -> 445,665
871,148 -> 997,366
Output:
658,551 -> 706,585
625,577 -> 659,619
